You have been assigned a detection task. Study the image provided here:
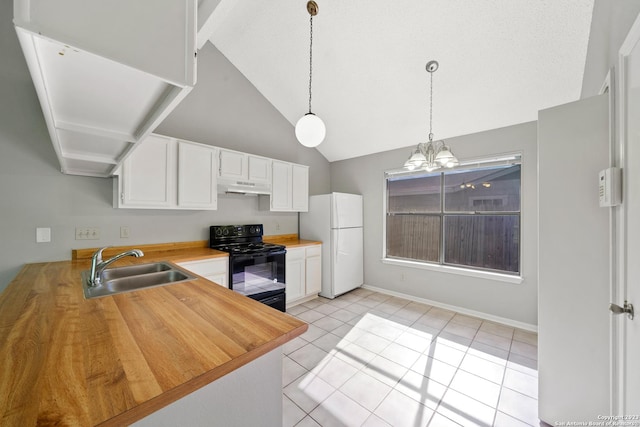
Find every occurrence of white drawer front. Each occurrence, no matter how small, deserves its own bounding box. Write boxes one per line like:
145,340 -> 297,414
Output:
286,247 -> 305,261
178,258 -> 228,277
305,245 -> 321,257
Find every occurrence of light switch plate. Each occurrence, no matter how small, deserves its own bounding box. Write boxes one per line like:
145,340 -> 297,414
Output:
36,227 -> 51,243
75,227 -> 100,240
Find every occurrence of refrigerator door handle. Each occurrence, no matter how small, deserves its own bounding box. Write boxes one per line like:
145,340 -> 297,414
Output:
335,228 -> 339,266
334,195 -> 340,229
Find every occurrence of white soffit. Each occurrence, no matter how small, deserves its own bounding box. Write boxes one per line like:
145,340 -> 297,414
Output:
209,0 -> 594,162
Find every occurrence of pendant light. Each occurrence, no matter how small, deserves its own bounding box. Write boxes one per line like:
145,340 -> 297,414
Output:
403,60 -> 459,171
295,1 -> 326,148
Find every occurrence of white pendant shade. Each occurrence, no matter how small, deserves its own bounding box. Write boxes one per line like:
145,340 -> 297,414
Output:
295,113 -> 326,147
435,146 -> 454,165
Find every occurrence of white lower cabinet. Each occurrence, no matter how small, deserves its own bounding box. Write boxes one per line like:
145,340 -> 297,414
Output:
177,257 -> 229,288
285,248 -> 305,303
305,245 -> 322,295
286,244 -> 322,306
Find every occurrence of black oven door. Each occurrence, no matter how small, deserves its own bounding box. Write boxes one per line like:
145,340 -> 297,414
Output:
229,250 -> 286,298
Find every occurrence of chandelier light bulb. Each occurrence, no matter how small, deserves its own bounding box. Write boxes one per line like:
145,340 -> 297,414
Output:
295,113 -> 326,147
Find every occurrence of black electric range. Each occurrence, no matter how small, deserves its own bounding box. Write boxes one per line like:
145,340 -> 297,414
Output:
210,224 -> 286,312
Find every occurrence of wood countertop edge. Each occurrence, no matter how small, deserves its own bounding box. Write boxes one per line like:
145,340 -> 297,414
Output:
98,323 -> 308,427
263,235 -> 322,248
278,240 -> 322,248
72,237 -> 322,260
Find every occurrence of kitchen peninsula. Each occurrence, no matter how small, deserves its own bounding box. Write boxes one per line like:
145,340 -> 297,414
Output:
0,241 -> 307,426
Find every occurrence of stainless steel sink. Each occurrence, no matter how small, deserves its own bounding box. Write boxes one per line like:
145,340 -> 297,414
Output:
99,261 -> 173,281
81,262 -> 196,299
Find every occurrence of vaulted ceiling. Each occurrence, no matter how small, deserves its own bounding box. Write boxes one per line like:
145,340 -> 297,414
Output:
209,0 -> 594,162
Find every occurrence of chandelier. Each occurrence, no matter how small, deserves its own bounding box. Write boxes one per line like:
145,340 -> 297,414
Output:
404,60 -> 459,171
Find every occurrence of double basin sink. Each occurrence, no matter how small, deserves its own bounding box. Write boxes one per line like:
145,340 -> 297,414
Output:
82,262 -> 196,299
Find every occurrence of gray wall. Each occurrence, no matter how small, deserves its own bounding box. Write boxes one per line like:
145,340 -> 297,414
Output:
0,0 -> 330,292
330,122 -> 538,326
581,0 -> 640,98
155,43 -> 330,196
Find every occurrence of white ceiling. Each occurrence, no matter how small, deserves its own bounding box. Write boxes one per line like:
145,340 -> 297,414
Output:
209,0 -> 594,162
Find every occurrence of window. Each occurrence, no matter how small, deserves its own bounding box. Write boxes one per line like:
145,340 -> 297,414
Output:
385,157 -> 521,275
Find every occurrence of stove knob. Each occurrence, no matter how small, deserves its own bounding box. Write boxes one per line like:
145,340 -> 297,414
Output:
223,228 -> 230,236
215,228 -> 222,236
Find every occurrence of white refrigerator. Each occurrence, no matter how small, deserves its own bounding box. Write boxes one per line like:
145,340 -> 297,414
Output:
299,192 -> 363,298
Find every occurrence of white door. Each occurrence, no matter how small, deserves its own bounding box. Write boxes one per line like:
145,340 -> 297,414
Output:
618,15 -> 640,413
329,227 -> 363,298
538,94 -> 610,423
331,193 -> 363,229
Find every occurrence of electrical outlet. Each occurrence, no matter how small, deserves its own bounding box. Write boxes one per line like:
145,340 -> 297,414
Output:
36,227 -> 51,243
120,226 -> 130,238
275,222 -> 281,231
400,273 -> 405,281
75,227 -> 100,240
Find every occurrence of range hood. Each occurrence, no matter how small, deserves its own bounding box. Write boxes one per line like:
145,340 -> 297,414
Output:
217,178 -> 271,196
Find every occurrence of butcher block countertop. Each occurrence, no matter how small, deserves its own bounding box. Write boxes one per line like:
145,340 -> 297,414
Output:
264,234 -> 321,248
0,241 -> 307,427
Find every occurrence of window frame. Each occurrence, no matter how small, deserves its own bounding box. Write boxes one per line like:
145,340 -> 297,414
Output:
382,152 -> 524,284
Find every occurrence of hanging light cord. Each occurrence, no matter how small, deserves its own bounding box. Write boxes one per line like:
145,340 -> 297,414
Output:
308,13 -> 314,114
428,70 -> 434,142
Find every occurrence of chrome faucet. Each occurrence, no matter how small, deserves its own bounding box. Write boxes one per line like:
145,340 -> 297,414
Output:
88,246 -> 144,287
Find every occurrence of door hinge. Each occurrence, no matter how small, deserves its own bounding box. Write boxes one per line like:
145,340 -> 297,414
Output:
610,300 -> 634,320
121,192 -> 125,203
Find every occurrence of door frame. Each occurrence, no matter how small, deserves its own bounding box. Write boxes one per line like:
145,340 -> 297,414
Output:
599,68 -> 622,415
613,11 -> 640,415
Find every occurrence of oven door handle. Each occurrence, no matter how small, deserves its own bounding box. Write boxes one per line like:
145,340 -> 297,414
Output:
259,295 -> 283,305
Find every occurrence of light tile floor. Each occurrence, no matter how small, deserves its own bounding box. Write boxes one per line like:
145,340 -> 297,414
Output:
283,288 -> 538,427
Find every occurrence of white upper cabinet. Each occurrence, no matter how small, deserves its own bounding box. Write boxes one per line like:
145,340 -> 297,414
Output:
218,149 -> 247,181
115,134 -> 217,210
12,0 -> 213,178
219,149 -> 272,184
248,155 -> 272,184
270,161 -> 293,211
178,141 -> 217,210
292,164 -> 309,212
262,161 -> 309,212
119,134 -> 175,208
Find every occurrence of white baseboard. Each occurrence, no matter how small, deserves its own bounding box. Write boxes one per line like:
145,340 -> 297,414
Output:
286,293 -> 319,309
361,284 -> 538,333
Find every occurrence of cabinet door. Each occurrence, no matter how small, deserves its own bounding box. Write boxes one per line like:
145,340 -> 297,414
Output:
286,248 -> 305,303
203,273 -> 228,288
271,160 -> 292,211
305,245 -> 322,295
178,141 -> 217,209
219,149 -> 247,181
177,258 -> 229,288
292,164 -> 309,212
120,134 -> 175,207
248,155 -> 272,183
